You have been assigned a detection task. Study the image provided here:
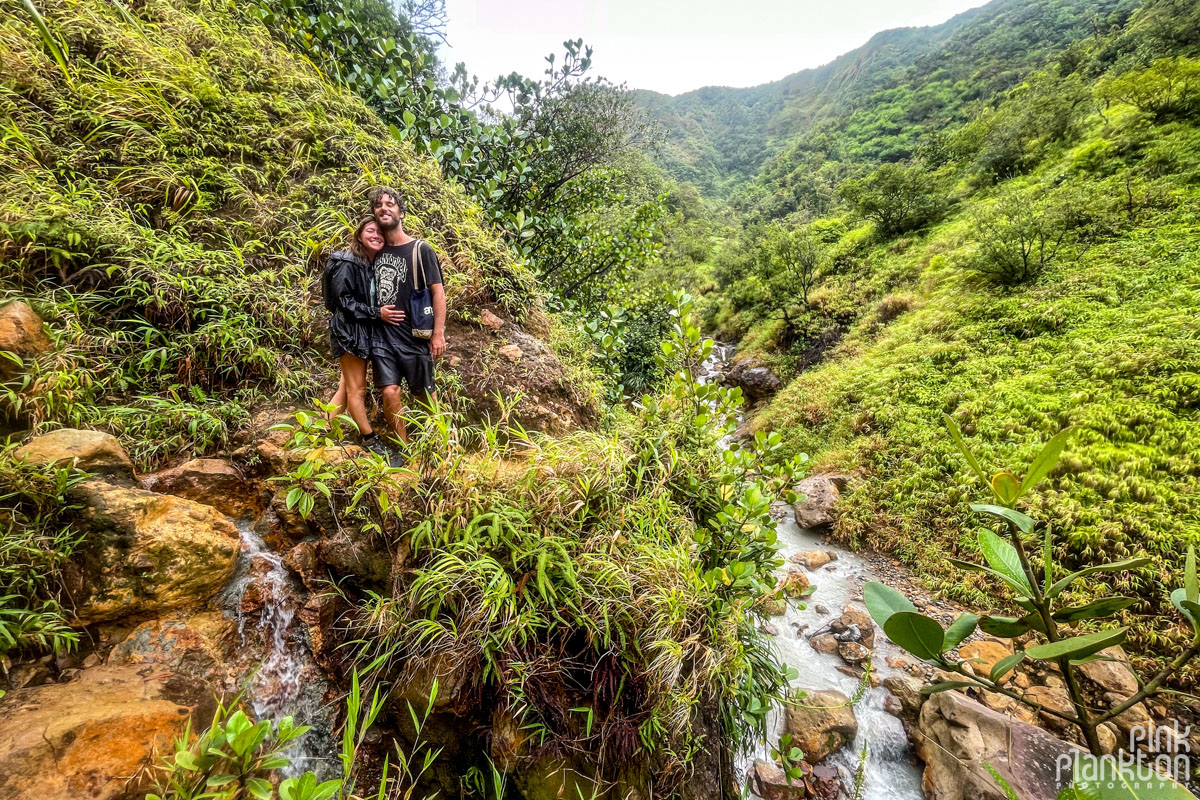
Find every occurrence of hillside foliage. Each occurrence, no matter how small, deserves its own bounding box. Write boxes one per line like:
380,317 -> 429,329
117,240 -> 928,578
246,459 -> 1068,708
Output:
643,0 -> 1200,672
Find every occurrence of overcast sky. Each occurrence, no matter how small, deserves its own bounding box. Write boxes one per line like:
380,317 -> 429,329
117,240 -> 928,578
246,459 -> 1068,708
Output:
439,0 -> 989,96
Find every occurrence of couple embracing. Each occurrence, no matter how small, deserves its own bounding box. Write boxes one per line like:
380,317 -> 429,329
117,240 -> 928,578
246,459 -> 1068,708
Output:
325,186 -> 446,464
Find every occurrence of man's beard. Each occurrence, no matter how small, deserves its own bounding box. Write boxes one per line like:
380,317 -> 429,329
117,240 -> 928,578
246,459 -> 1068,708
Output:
375,215 -> 399,231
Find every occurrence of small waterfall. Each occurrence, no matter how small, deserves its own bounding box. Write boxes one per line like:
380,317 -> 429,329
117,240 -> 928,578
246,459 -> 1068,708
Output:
698,347 -> 924,799
222,522 -> 337,777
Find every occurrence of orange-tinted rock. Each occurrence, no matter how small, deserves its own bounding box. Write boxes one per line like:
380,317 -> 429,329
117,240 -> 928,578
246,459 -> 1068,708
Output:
16,428 -> 135,480
142,458 -> 258,519
0,665 -> 205,800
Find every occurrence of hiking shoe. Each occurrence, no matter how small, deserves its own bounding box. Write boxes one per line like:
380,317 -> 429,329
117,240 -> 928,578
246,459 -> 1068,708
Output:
362,435 -> 390,460
387,444 -> 408,468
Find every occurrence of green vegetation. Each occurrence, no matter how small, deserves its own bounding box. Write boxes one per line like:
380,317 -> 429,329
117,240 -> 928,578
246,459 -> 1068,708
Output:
0,0 -> 533,468
0,448 -> 84,655
865,423 -> 1198,758
270,295 -> 803,790
638,0 -> 1200,675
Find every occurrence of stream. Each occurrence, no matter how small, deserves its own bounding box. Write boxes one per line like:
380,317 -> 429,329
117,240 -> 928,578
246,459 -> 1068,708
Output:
221,521 -> 337,777
700,346 -> 925,800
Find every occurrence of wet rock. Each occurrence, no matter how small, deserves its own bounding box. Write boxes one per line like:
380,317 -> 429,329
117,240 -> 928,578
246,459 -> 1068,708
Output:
0,664 -> 210,800
917,690 -> 1079,800
814,604 -> 830,616
498,343 -> 523,361
783,689 -> 858,764
778,570 -> 811,598
958,639 -> 1012,679
314,527 -> 392,584
750,759 -> 806,800
107,612 -> 230,682
835,605 -> 875,649
837,641 -> 870,665
761,622 -> 781,637
490,707 -> 530,768
1078,646 -> 1138,698
792,475 -> 845,529
16,429 -> 135,481
0,301 -> 51,378
142,458 -> 259,519
392,654 -> 473,715
810,633 -> 839,655
884,694 -> 904,718
298,593 -> 345,668
790,550 -> 832,570
283,541 -> 322,591
736,366 -> 783,401
68,480 -> 240,624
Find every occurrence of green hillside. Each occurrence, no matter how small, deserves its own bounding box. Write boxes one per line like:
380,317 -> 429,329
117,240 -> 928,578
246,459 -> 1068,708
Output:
644,0 -> 1200,667
638,0 -> 1139,208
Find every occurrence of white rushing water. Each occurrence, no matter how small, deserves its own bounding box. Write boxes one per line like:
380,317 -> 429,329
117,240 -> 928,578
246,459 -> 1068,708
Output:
699,346 -> 924,799
222,522 -> 336,777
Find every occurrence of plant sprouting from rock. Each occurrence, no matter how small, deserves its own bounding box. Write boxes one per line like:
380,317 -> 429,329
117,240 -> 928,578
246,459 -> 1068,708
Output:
864,417 -> 1200,758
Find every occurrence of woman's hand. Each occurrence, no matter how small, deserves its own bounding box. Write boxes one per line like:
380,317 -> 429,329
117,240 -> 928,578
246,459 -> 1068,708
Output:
380,305 -> 405,325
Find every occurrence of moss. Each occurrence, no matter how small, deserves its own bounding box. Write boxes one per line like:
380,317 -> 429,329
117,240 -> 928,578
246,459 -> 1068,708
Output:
0,0 -> 539,464
753,121 -> 1200,664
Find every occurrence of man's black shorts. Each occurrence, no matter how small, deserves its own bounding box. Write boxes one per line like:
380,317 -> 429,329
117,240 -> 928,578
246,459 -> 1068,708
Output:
372,350 -> 436,394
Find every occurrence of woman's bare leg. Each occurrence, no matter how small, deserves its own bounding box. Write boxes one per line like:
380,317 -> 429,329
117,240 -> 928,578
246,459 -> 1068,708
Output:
327,373 -> 347,419
338,354 -> 373,436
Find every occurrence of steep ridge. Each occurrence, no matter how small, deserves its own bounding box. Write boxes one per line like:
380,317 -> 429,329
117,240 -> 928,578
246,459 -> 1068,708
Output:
637,0 -> 1136,203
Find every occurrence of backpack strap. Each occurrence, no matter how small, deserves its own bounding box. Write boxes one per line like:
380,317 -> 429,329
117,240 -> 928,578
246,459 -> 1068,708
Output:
412,239 -> 425,291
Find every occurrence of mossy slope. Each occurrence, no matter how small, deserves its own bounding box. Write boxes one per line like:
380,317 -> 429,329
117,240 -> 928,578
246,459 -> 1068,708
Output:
754,116 -> 1200,660
0,0 -> 545,464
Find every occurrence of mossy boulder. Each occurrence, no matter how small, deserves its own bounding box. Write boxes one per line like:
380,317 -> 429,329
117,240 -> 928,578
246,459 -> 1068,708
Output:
68,480 -> 240,624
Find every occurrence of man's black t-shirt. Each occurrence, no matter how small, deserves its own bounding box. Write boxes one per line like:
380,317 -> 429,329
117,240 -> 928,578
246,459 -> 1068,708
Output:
373,239 -> 443,357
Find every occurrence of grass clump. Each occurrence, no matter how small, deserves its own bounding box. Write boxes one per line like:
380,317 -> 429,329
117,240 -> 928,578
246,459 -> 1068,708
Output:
1,0 -> 536,467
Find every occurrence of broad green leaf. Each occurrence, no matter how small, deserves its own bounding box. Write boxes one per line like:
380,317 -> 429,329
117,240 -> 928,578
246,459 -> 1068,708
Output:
174,750 -> 199,771
943,613 -> 980,651
979,615 -> 1035,638
989,651 -> 1026,682
1046,558 -> 1152,599
948,559 -> 1030,596
247,778 -> 273,800
1026,628 -> 1126,661
863,582 -> 916,628
991,471 -> 1021,504
972,505 -> 1035,534
1018,428 -> 1071,499
1051,597 -> 1136,623
884,611 -> 946,660
1171,588 -> 1200,629
943,413 -> 990,486
978,528 -> 1032,594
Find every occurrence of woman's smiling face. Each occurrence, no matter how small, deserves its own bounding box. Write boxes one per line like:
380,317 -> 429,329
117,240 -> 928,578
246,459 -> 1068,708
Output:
360,221 -> 385,257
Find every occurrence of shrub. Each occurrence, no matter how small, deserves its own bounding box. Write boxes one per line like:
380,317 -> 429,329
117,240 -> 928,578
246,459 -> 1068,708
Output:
1096,56 -> 1200,119
967,186 -> 1076,285
839,163 -> 947,239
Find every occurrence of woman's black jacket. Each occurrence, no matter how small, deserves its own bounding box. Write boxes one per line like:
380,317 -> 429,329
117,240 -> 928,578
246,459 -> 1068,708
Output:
326,250 -> 377,361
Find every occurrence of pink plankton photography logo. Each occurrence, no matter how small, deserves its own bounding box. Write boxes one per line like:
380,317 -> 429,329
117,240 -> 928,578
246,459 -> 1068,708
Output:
1056,722 -> 1193,791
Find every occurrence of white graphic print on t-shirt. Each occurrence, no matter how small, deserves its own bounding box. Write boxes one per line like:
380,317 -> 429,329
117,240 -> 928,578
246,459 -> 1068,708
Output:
375,252 -> 408,306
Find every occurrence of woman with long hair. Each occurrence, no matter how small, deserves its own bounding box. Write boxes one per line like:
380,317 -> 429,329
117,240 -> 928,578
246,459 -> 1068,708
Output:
326,217 -> 394,455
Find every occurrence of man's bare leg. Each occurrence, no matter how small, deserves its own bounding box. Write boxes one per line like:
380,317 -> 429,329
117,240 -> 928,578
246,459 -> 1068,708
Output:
381,384 -> 408,444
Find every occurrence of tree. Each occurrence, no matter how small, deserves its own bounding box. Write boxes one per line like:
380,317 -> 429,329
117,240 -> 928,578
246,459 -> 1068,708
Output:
1096,56 -> 1200,118
968,187 -> 1076,285
761,224 -> 826,336
839,163 -> 946,238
